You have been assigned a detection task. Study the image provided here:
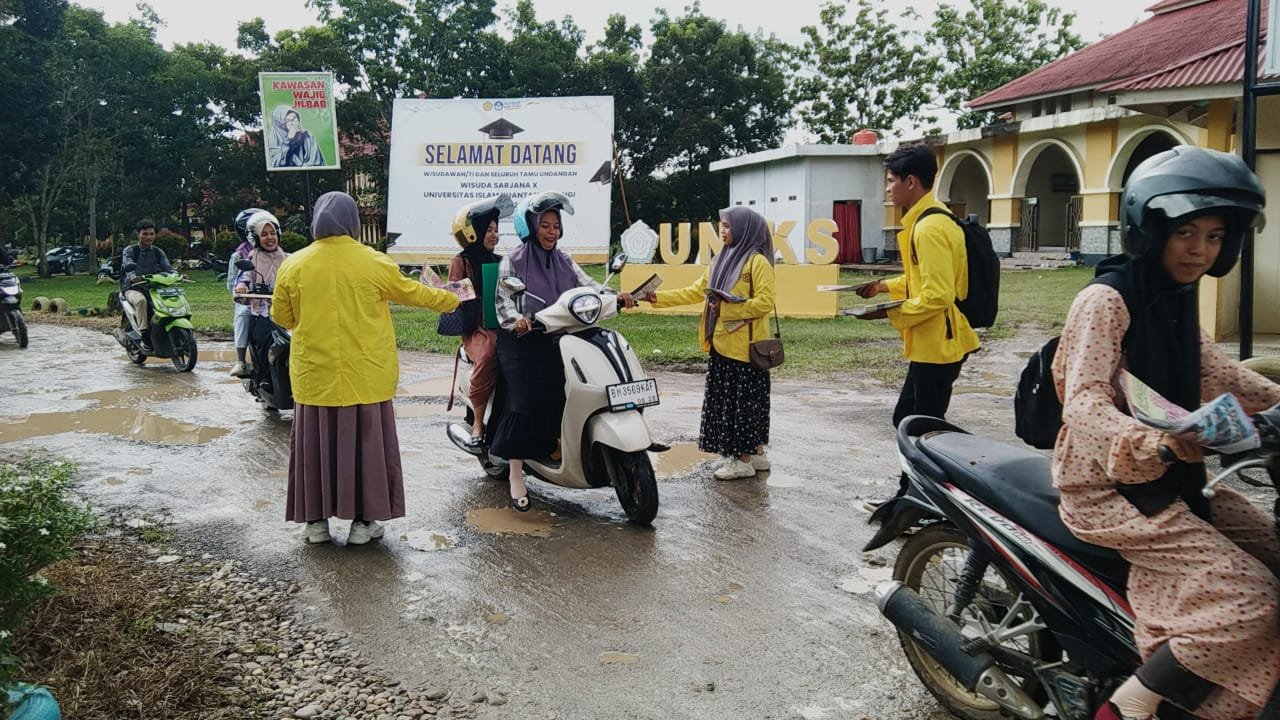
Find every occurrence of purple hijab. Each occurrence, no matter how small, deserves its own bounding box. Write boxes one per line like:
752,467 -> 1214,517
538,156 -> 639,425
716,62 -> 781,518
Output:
704,206 -> 774,340
312,191 -> 361,239
506,209 -> 578,314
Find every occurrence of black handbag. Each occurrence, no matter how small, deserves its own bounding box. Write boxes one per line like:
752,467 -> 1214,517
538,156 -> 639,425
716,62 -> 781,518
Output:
746,273 -> 784,371
436,308 -> 466,337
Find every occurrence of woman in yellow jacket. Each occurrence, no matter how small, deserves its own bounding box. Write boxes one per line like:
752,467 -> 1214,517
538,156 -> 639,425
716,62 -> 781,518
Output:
640,206 -> 777,480
271,192 -> 461,546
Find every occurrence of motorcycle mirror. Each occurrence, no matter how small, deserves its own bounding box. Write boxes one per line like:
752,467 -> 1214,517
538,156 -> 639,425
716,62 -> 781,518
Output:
499,276 -> 527,294
609,253 -> 628,273
234,259 -> 254,271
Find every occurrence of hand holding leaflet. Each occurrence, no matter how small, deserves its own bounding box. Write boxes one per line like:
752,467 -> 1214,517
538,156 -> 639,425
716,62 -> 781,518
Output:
1120,370 -> 1260,453
706,287 -> 746,303
843,299 -> 905,318
420,264 -> 476,301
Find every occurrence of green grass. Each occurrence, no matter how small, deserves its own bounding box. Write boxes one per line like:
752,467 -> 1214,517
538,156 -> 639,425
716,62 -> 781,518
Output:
17,264 -> 1095,381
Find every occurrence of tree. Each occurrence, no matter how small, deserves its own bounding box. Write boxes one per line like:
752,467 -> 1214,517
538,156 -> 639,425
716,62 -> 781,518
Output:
791,0 -> 936,143
927,0 -> 1084,128
631,8 -> 790,226
0,0 -> 68,213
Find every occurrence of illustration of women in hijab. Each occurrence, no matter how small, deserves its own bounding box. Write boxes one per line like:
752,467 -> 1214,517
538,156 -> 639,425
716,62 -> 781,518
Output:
269,105 -> 326,168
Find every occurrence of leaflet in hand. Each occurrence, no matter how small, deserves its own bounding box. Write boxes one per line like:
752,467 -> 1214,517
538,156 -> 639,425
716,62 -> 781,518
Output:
818,280 -> 880,293
630,273 -> 663,298
1120,370 -> 1260,453
706,287 -> 746,303
420,264 -> 476,301
844,299 -> 905,317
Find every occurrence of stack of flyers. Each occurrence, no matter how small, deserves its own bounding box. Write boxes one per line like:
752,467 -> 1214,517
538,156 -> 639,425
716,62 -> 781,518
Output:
420,264 -> 477,301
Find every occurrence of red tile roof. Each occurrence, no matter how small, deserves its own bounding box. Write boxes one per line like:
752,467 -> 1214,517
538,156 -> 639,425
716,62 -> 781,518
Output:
1099,38 -> 1268,91
969,0 -> 1255,109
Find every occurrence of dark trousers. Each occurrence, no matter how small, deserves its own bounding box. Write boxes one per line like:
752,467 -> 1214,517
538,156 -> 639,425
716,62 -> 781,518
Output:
892,359 -> 965,428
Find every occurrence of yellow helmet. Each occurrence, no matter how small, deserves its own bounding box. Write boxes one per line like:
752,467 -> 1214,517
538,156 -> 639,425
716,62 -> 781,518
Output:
451,195 -> 515,248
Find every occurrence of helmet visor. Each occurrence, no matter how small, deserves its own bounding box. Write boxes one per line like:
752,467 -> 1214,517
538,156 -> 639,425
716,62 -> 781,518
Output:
1150,192 -> 1266,232
524,191 -> 575,216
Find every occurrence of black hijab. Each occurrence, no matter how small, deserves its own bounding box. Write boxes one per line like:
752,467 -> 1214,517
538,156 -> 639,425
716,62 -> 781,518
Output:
459,209 -> 501,333
1094,248 -> 1207,518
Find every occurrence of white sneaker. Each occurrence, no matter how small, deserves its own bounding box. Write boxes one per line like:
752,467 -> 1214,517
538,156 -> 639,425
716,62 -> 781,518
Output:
304,520 -> 331,544
749,453 -> 770,471
713,458 -> 757,481
346,520 -> 384,545
229,361 -> 249,378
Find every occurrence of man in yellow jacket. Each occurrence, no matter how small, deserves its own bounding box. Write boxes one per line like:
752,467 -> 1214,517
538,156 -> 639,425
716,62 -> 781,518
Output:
858,144 -> 981,505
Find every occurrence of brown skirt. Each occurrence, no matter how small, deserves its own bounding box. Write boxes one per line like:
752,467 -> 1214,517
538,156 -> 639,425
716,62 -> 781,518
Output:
285,400 -> 405,523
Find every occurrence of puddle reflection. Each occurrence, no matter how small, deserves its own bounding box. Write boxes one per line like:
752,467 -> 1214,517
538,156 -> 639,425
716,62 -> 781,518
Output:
465,507 -> 554,537
0,408 -> 229,444
653,442 -> 716,478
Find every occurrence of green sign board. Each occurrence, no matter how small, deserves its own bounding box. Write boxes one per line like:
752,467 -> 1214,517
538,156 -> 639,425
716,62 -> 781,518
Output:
258,71 -> 341,172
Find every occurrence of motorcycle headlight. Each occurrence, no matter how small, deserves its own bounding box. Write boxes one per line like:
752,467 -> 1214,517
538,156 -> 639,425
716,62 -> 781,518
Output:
569,293 -> 602,325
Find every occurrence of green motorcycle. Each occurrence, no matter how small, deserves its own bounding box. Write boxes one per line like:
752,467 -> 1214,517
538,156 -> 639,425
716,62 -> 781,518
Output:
113,267 -> 198,372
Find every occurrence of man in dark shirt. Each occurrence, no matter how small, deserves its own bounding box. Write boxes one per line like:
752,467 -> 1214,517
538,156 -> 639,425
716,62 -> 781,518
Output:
121,219 -> 175,350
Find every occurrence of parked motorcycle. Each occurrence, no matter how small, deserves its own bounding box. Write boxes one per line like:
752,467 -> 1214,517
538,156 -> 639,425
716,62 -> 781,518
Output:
864,408 -> 1280,720
96,256 -> 119,285
233,258 -> 292,411
445,254 -> 663,525
0,265 -> 27,348
112,264 -> 197,372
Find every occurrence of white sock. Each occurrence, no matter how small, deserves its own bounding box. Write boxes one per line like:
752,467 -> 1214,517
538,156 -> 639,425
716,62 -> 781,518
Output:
1110,675 -> 1163,719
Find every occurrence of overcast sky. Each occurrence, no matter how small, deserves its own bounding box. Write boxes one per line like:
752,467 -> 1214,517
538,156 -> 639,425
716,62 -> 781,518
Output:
85,0 -> 1157,51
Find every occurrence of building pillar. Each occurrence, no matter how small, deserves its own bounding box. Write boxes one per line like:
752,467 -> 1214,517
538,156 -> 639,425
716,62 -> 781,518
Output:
987,136 -> 1019,254
1199,99 -> 1239,340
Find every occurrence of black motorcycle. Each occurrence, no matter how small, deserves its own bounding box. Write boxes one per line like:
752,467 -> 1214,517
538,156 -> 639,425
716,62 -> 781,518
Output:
233,259 -> 292,411
0,264 -> 27,348
866,409 -> 1280,720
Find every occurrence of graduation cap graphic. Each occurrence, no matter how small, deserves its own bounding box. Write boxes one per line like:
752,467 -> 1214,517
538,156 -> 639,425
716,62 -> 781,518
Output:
589,160 -> 613,184
477,118 -> 524,139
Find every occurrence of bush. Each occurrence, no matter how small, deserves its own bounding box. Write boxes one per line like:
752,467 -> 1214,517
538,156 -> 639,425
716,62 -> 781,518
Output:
280,231 -> 309,254
212,230 -> 240,261
0,458 -> 96,686
153,230 -> 187,262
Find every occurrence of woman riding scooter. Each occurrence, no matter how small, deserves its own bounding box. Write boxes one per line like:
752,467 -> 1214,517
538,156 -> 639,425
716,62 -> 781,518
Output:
232,210 -> 287,397
490,192 -> 635,511
1053,146 -> 1280,720
229,207 -> 265,378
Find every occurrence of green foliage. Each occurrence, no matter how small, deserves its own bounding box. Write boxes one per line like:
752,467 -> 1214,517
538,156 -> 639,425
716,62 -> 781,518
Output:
0,458 -> 97,686
212,230 -> 240,261
927,0 -> 1084,129
280,231 -> 309,253
153,230 -> 187,261
792,0 -> 938,141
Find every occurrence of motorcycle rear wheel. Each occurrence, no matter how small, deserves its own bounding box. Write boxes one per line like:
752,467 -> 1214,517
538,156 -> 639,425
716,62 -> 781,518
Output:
169,328 -> 197,372
599,446 -> 658,526
892,525 -> 1054,720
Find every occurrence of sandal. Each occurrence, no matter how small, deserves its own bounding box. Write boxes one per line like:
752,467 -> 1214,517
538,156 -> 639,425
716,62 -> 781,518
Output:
465,435 -> 485,449
509,495 -> 531,512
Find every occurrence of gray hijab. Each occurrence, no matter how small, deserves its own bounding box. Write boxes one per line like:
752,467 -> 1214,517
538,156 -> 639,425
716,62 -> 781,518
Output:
312,191 -> 360,239
704,206 -> 773,341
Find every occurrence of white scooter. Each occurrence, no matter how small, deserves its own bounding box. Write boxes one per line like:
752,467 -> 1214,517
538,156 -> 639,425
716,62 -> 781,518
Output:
446,255 -> 663,525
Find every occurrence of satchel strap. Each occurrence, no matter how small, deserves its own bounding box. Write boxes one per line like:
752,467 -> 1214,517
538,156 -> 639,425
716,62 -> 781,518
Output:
746,263 -> 781,340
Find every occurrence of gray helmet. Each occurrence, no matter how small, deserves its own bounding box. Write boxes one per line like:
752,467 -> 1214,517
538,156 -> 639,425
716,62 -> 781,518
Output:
1122,145 -> 1265,278
235,207 -> 266,244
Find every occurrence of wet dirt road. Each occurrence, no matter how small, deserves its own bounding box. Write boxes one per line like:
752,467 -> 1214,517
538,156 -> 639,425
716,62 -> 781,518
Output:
1,323 -> 1040,720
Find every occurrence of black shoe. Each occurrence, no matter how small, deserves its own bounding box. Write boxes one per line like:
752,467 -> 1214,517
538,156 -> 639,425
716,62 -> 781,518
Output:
139,342 -> 153,354
509,495 -> 530,512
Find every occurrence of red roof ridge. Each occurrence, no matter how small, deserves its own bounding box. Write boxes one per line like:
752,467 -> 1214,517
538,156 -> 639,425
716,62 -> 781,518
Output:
1103,37 -> 1247,90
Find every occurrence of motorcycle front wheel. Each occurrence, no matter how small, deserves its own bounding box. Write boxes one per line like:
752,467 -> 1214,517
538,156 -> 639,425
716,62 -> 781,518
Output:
598,446 -> 658,526
169,327 -> 197,372
10,311 -> 27,348
892,525 -> 1055,720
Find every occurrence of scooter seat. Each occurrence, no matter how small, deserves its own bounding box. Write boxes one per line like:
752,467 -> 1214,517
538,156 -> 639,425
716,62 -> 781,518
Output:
918,431 -> 1129,592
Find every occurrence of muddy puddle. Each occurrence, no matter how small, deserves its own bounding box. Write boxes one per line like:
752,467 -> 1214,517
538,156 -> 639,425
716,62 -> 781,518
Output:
78,384 -> 207,406
0,408 -> 229,444
397,377 -> 456,398
653,442 -> 716,478
952,385 -> 1013,397
401,529 -> 458,551
465,507 -> 554,537
598,651 -> 639,665
198,348 -> 239,363
764,472 -> 804,488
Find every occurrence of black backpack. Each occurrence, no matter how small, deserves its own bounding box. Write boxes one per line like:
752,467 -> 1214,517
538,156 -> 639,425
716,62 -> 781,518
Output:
1013,273 -> 1132,449
914,207 -> 1001,328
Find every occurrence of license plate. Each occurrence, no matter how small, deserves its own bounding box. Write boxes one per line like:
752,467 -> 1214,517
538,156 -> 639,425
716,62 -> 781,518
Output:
158,288 -> 183,297
606,379 -> 659,411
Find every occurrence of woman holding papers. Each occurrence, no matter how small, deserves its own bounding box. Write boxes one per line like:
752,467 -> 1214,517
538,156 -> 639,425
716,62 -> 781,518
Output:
1051,147 -> 1280,720
639,206 -> 776,481
490,192 -> 636,511
448,196 -> 511,447
271,191 -> 461,546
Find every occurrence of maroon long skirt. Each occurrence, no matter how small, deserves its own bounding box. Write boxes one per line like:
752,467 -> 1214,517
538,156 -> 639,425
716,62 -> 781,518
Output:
285,400 -> 405,523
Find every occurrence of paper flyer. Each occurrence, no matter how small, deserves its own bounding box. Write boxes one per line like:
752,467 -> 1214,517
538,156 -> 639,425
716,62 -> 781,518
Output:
420,264 -> 477,301
1120,370 -> 1260,453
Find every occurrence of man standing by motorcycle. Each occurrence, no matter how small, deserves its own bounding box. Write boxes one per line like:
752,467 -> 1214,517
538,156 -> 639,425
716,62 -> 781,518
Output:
121,219 -> 175,353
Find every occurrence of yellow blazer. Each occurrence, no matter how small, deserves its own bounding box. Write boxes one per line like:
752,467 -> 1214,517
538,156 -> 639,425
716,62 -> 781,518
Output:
271,235 -> 460,406
652,253 -> 776,364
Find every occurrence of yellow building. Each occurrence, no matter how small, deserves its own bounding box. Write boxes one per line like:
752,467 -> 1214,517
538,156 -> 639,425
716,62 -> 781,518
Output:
896,0 -> 1278,339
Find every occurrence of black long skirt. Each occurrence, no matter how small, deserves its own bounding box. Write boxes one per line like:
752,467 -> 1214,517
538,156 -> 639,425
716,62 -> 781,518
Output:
699,349 -> 771,457
489,329 -> 564,460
